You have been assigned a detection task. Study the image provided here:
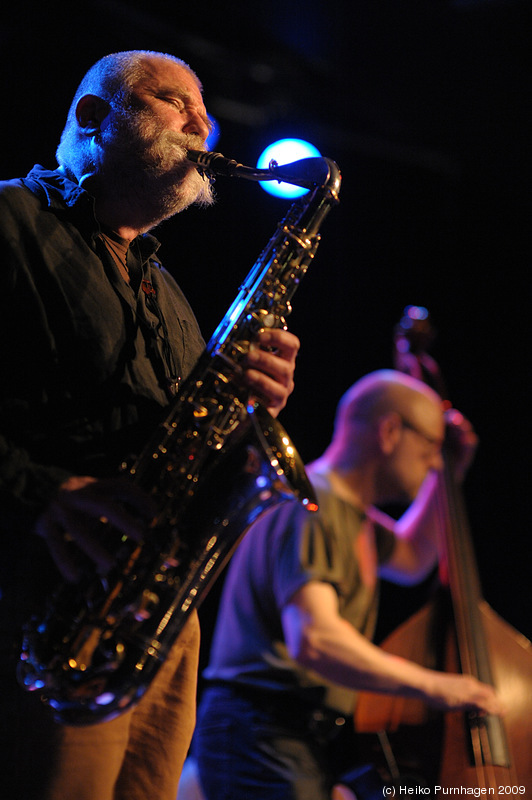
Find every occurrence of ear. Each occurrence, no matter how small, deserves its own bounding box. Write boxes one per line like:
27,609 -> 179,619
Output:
75,94 -> 111,136
377,412 -> 402,455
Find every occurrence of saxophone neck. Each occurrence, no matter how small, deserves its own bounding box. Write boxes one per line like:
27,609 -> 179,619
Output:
187,149 -> 341,195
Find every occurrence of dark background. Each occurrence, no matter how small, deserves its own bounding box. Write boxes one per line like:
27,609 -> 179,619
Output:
2,1 -> 530,648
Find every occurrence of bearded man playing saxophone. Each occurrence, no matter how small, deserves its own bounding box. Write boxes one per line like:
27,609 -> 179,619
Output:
0,49 -> 299,800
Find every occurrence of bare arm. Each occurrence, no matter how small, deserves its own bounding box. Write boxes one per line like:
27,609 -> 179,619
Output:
373,410 -> 478,585
282,580 -> 503,714
370,472 -> 441,585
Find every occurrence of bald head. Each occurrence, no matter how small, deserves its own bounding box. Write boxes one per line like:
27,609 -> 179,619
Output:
334,369 -> 443,435
318,370 -> 445,506
56,50 -> 202,180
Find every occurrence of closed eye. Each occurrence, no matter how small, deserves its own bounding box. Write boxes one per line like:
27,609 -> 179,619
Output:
160,95 -> 185,110
160,96 -> 212,131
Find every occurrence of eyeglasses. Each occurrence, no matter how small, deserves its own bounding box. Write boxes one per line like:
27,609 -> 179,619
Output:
399,417 -> 443,451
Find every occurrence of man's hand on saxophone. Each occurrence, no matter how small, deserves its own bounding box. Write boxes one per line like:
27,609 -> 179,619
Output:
35,475 -> 157,582
243,327 -> 300,417
35,329 -> 299,582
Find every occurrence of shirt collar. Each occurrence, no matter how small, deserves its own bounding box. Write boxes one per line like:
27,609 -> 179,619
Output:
24,164 -> 162,260
24,164 -> 88,209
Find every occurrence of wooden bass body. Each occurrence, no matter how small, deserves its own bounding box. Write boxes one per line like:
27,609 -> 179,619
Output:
355,592 -> 532,792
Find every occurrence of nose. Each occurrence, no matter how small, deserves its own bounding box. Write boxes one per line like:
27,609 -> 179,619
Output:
182,108 -> 211,142
430,450 -> 445,472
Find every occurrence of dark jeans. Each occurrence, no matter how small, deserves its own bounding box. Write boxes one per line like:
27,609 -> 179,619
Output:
193,685 -> 385,800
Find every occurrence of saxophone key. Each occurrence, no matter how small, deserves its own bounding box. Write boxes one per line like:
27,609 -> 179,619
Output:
133,589 -> 160,622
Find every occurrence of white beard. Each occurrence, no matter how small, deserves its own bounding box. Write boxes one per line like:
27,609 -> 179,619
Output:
94,107 -> 215,228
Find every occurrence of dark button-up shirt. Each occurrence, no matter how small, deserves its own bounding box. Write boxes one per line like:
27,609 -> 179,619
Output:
0,164 -> 205,537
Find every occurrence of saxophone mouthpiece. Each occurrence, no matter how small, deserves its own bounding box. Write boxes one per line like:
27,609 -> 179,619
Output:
186,150 -> 244,178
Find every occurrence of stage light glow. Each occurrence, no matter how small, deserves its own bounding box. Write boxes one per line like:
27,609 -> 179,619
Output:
405,305 -> 428,321
257,138 -> 322,199
205,115 -> 220,151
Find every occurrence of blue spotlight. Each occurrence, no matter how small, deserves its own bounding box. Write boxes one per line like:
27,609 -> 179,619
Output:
205,115 -> 220,151
257,138 -> 322,199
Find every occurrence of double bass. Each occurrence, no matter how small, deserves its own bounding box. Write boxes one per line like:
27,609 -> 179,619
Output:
354,306 -> 532,795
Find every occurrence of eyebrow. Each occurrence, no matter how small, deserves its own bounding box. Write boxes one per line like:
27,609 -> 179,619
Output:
400,417 -> 443,448
157,85 -> 213,132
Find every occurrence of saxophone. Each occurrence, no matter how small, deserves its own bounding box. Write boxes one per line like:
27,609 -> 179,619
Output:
18,150 -> 342,725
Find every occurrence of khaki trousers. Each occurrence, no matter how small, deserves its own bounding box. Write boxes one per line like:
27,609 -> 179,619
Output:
4,612 -> 200,800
